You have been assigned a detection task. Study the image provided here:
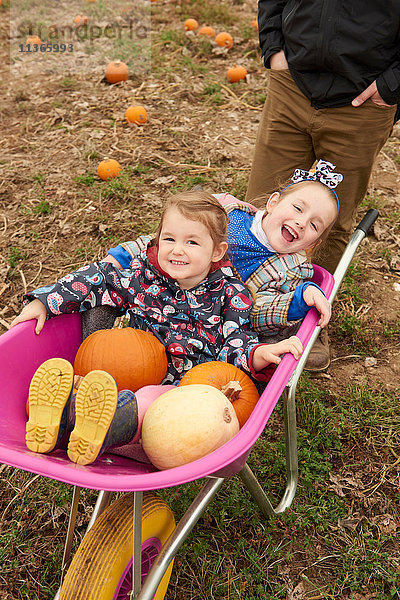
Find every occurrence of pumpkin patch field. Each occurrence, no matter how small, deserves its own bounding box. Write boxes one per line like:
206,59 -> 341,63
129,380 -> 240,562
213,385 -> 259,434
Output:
0,1 -> 399,599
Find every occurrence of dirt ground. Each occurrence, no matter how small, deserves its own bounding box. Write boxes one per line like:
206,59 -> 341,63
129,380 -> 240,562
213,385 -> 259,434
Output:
0,0 -> 399,598
1,0 -> 399,388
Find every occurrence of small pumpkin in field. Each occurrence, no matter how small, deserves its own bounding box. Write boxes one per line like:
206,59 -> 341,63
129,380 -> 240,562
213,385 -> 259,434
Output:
142,384 -> 239,469
184,18 -> 198,31
26,35 -> 42,45
97,158 -> 121,180
226,64 -> 248,83
105,60 -> 129,84
74,15 -> 88,27
74,328 -> 168,393
251,17 -> 259,31
215,31 -> 234,49
198,25 -> 215,38
125,105 -> 147,126
179,361 -> 259,427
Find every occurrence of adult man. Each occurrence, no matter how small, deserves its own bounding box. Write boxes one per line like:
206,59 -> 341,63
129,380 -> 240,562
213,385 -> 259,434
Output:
246,0 -> 399,370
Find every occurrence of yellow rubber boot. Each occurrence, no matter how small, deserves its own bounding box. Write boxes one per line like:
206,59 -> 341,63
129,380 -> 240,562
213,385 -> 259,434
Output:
67,370 -> 118,465
26,358 -> 74,453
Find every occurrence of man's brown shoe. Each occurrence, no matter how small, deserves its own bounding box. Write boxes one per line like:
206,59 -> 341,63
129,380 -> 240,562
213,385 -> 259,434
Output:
305,328 -> 330,372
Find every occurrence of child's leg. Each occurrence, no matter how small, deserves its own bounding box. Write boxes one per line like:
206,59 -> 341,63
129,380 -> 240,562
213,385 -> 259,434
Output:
81,306 -> 118,340
26,358 -> 74,453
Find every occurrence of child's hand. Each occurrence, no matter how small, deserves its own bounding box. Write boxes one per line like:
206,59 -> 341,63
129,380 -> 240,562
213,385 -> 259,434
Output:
10,299 -> 47,335
252,336 -> 303,371
303,286 -> 331,328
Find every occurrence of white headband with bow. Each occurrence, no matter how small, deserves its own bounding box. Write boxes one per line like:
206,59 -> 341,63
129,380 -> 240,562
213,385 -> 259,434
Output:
291,160 -> 343,190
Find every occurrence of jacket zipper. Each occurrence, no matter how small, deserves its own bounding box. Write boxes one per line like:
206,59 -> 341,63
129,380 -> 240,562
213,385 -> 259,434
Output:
283,1 -> 298,26
317,0 -> 337,68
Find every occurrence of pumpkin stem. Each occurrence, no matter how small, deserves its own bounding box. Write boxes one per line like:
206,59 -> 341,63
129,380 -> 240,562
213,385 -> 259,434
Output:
223,407 -> 232,423
221,380 -> 242,402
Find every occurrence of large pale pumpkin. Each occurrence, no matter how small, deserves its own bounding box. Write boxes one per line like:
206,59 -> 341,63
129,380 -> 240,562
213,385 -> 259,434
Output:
179,361 -> 259,428
142,384 -> 239,470
74,328 -> 168,392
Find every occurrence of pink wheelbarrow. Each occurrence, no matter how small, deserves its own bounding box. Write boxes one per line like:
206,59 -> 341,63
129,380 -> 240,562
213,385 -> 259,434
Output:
0,211 -> 377,599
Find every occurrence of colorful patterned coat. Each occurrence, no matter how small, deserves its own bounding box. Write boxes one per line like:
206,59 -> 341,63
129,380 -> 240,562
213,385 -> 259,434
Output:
25,248 -> 262,385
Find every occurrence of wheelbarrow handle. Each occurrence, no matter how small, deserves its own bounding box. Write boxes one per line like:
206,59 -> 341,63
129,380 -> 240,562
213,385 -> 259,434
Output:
355,208 -> 379,235
328,207 -> 379,304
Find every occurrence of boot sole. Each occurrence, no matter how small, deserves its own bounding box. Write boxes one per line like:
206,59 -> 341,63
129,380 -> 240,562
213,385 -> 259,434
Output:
68,370 -> 117,466
26,358 -> 74,453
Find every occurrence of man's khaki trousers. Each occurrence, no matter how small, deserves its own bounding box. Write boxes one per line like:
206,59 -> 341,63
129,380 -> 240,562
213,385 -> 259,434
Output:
246,69 -> 396,274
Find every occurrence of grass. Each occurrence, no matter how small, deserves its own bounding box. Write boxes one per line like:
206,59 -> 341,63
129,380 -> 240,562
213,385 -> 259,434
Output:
185,0 -> 234,28
8,246 -> 27,268
2,371 -> 398,599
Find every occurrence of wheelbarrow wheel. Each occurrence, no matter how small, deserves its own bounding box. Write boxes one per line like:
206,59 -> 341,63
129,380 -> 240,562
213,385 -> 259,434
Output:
59,492 -> 175,600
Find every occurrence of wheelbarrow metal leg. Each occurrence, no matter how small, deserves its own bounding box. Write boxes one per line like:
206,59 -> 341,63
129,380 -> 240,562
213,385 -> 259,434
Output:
275,382 -> 300,513
86,490 -> 113,532
53,486 -> 81,599
238,463 -> 275,518
131,491 -> 143,598
135,477 -> 225,600
238,384 -> 300,517
53,489 -> 113,599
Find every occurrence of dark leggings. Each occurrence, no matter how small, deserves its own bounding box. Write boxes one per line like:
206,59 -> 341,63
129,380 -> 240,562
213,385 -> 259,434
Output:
81,306 -> 118,341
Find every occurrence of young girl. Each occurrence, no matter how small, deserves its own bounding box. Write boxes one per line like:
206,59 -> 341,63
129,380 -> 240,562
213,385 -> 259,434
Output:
107,160 -> 342,338
11,191 -> 302,465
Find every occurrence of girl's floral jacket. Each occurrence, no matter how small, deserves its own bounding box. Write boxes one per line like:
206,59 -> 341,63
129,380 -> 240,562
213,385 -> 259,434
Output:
25,246 -> 264,385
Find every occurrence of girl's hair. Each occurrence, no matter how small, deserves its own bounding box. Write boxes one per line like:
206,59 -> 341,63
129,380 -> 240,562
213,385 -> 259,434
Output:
154,190 -> 229,255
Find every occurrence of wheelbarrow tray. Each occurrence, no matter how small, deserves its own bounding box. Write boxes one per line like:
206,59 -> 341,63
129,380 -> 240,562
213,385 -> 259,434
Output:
0,266 -> 334,492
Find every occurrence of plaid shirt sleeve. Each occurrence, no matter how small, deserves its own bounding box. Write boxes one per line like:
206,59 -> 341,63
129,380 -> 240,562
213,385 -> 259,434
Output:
120,235 -> 153,261
246,254 -> 314,335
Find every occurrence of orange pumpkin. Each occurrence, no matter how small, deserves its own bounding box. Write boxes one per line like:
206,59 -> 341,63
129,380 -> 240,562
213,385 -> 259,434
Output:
74,15 -> 88,27
215,32 -> 234,49
226,64 -> 247,83
198,26 -> 215,38
74,328 -> 168,393
97,158 -> 122,180
125,105 -> 147,125
105,60 -> 129,84
184,18 -> 199,31
179,361 -> 259,428
26,35 -> 42,45
251,17 -> 259,31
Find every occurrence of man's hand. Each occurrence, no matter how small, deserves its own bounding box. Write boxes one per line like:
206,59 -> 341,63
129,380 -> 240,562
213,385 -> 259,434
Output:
10,299 -> 47,335
352,81 -> 394,108
270,50 -> 289,70
252,335 -> 303,371
303,286 -> 331,328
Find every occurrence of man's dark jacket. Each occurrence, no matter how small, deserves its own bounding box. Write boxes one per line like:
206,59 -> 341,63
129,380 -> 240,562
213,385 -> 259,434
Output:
258,0 -> 400,109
